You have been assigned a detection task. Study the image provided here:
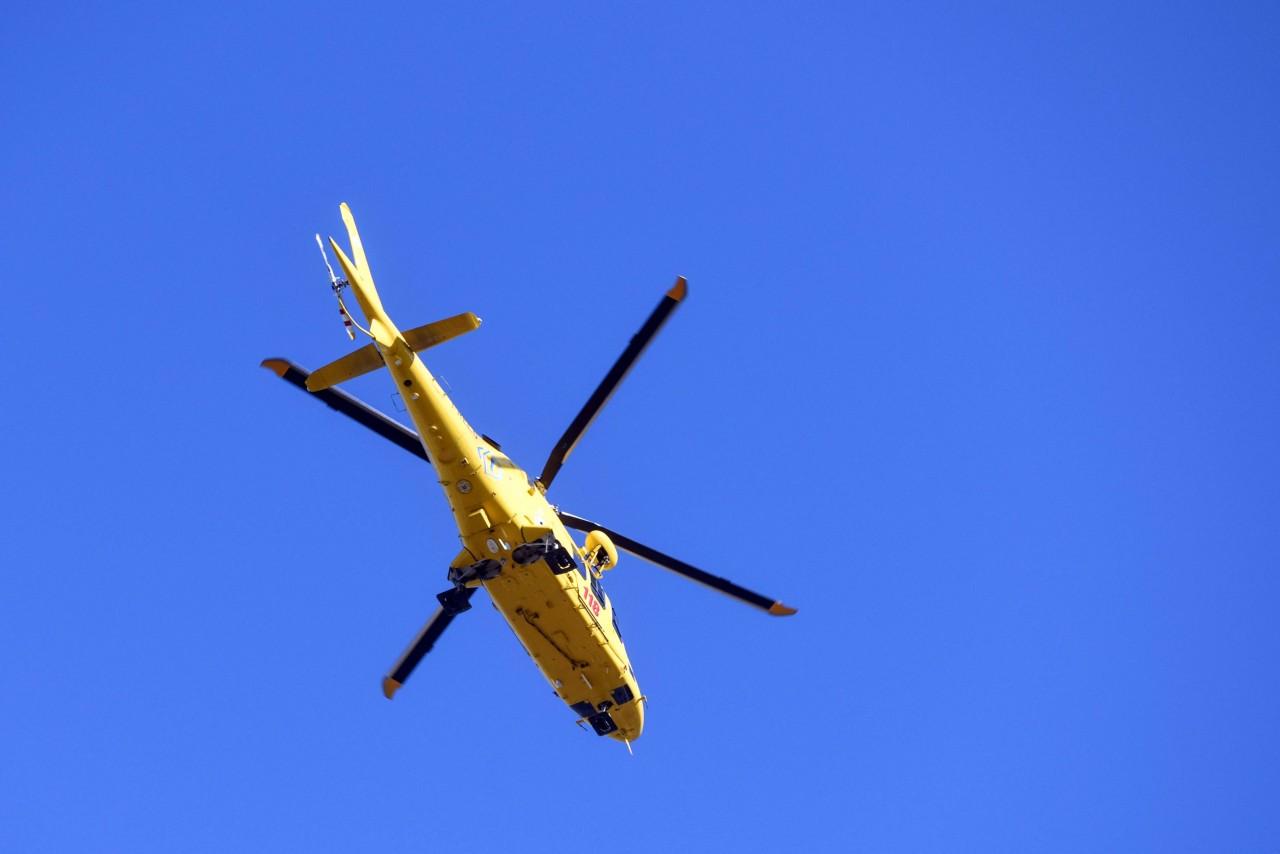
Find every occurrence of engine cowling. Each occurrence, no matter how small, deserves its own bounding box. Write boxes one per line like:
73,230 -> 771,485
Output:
584,530 -> 619,573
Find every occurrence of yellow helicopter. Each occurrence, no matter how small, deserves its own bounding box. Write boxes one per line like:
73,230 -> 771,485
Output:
262,204 -> 795,747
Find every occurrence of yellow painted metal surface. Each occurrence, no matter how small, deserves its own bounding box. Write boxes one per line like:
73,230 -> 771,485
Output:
323,204 -> 643,742
304,314 -> 481,392
305,342 -> 384,391
402,312 -> 482,352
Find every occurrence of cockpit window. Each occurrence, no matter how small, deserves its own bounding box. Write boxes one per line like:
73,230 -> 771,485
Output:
590,571 -> 608,611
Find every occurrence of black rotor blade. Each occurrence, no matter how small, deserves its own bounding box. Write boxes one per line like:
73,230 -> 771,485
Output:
538,278 -> 687,489
382,588 -> 477,699
557,511 -> 797,616
261,358 -> 429,462
262,358 -> 469,696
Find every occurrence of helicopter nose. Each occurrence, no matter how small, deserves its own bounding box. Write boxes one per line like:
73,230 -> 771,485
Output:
609,699 -> 644,743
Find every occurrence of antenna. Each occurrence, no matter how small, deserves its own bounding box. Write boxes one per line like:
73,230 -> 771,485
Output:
316,233 -> 356,341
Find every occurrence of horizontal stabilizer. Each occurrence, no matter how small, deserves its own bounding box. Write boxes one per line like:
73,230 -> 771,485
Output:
404,312 -> 482,352
302,312 -> 482,392
305,343 -> 383,392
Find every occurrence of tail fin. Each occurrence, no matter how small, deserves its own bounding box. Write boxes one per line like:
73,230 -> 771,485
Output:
306,313 -> 483,392
328,203 -> 392,344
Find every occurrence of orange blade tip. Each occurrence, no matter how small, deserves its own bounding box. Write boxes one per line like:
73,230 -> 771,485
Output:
768,602 -> 798,616
260,358 -> 290,377
667,276 -> 688,301
382,677 -> 402,700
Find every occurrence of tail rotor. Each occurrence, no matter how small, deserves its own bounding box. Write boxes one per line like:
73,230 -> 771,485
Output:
316,233 -> 357,341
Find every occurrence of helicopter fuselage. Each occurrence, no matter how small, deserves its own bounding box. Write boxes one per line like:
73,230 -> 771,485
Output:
273,204 -> 794,745
369,309 -> 643,742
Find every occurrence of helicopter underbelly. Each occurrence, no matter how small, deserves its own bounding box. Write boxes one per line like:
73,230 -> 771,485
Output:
268,206 -> 795,749
481,556 -> 643,742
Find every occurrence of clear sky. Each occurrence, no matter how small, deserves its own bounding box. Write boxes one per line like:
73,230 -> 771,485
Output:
3,2 -> 1278,851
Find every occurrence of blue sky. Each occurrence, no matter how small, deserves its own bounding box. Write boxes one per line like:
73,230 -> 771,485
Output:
3,2 -> 1278,850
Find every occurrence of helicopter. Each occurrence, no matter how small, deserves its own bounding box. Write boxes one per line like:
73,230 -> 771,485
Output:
262,204 -> 795,747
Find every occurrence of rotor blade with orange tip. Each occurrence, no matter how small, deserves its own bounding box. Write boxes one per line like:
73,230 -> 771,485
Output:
260,358 -> 430,462
382,589 -> 477,699
556,511 -> 797,616
538,277 -> 688,489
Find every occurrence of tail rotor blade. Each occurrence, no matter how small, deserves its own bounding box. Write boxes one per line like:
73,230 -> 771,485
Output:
316,233 -> 356,340
315,233 -> 340,286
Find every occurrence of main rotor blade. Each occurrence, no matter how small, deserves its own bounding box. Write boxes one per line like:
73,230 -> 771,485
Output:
538,278 -> 687,489
382,588 -> 477,699
557,511 -> 797,616
260,359 -> 430,463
